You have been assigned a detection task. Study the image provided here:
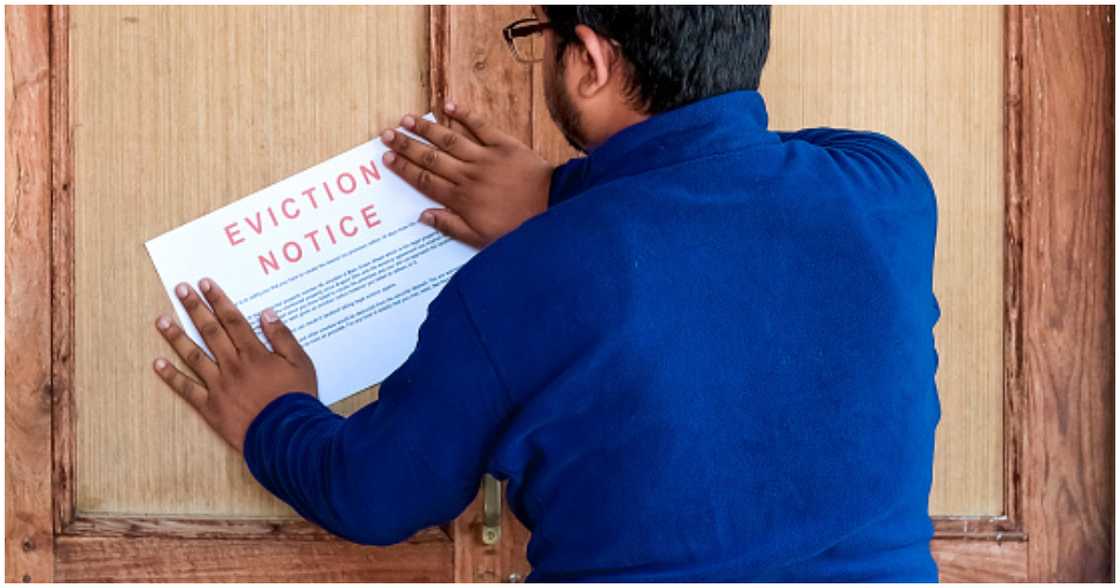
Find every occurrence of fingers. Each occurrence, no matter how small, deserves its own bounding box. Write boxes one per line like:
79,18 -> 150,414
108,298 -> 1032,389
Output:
198,278 -> 266,356
382,148 -> 460,207
381,127 -> 465,183
419,208 -> 487,249
400,114 -> 483,162
174,282 -> 239,366
259,308 -> 312,367
153,356 -> 209,414
442,101 -> 509,147
155,313 -> 220,383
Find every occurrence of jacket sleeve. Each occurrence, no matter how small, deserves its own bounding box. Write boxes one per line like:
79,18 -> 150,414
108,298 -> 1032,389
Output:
241,281 -> 513,546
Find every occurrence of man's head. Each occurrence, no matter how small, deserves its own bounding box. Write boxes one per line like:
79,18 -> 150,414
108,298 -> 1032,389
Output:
533,5 -> 771,152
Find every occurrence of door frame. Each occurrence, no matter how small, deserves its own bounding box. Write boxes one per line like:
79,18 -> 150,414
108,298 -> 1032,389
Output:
6,5 -> 1113,582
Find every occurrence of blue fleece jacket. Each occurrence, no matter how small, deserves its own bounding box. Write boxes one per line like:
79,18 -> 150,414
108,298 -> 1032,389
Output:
243,90 -> 941,582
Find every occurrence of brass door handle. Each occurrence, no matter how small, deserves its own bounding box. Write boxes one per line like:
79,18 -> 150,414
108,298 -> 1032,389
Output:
481,473 -> 502,545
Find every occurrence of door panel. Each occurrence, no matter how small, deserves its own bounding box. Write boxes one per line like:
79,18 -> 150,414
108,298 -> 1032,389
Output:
45,5 -> 458,582
71,5 -> 427,517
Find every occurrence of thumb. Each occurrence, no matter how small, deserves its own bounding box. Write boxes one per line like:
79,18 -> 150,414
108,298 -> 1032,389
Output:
260,308 -> 311,367
420,208 -> 487,249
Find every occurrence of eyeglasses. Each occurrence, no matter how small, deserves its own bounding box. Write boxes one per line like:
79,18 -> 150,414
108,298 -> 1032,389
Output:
502,17 -> 551,64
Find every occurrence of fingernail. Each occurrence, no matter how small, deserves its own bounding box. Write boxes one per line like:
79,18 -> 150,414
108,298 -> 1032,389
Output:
199,278 -> 212,293
381,130 -> 394,143
401,115 -> 415,128
383,151 -> 396,164
154,358 -> 167,370
262,308 -> 279,323
419,212 -> 434,226
157,315 -> 171,330
175,283 -> 189,298
445,101 -> 456,113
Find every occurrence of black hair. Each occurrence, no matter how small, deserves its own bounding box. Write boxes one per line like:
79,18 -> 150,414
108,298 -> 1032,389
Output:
541,5 -> 771,115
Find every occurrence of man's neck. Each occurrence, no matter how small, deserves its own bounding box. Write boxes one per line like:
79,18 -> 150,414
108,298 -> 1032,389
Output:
583,107 -> 650,151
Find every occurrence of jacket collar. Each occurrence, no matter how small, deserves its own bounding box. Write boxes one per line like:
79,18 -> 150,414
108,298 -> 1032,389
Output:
549,90 -> 778,204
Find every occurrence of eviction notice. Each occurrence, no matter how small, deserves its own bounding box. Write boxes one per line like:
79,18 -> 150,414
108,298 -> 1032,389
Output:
145,115 -> 478,405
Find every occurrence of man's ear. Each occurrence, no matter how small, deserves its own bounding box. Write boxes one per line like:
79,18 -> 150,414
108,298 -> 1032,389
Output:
571,24 -> 616,99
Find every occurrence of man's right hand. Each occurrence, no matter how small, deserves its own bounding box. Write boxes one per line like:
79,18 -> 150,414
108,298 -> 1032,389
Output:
380,102 -> 554,249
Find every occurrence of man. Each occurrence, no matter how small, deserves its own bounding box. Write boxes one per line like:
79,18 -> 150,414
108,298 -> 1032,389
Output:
152,6 -> 941,581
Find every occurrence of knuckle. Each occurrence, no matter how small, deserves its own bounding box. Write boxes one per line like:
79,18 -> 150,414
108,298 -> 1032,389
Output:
182,296 -> 200,311
185,347 -> 204,367
441,131 -> 459,150
417,170 -> 432,189
172,372 -> 190,395
199,321 -> 223,339
421,149 -> 439,167
222,313 -> 248,331
169,330 -> 193,349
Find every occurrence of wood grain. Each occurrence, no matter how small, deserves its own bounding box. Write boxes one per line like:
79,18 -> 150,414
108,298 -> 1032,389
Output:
5,5 -> 57,582
447,491 -> 533,583
933,5 -> 1031,540
931,538 -> 1027,582
436,5 -> 532,146
63,514 -> 448,542
432,6 -> 536,582
68,5 -> 429,517
1018,5 -> 1114,582
1000,1 -> 1027,542
54,534 -> 453,582
50,5 -> 77,537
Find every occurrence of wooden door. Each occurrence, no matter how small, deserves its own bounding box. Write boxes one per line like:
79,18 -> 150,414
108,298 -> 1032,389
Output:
6,5 -> 1112,583
5,5 -> 529,582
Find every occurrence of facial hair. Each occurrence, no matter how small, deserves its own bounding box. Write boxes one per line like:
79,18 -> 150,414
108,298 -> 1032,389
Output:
543,59 -> 588,154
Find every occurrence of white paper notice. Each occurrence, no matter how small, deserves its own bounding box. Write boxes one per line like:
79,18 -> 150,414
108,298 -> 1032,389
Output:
145,114 -> 477,406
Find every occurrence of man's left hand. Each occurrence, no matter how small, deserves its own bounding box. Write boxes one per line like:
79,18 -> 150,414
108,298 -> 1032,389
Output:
152,278 -> 318,452
380,103 -> 553,249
